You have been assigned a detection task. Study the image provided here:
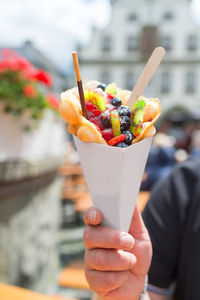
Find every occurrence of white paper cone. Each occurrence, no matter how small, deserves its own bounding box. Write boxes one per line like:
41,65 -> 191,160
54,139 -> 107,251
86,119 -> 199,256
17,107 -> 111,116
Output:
74,136 -> 152,232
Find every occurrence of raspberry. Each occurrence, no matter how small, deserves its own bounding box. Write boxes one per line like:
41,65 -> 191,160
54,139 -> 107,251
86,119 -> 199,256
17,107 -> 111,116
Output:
89,116 -> 104,131
86,101 -> 96,111
87,111 -> 95,118
93,109 -> 102,117
107,134 -> 126,146
102,129 -> 114,142
86,101 -> 101,116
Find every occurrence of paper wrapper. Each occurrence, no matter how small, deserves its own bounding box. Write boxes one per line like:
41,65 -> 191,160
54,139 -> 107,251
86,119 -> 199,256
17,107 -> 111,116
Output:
74,136 -> 152,232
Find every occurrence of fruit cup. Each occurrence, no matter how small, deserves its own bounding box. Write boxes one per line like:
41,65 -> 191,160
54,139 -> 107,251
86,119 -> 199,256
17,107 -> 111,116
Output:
74,135 -> 152,232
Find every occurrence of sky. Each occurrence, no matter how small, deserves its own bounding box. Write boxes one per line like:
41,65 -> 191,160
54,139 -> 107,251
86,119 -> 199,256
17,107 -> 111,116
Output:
0,0 -> 111,73
0,0 -> 200,74
190,0 -> 200,22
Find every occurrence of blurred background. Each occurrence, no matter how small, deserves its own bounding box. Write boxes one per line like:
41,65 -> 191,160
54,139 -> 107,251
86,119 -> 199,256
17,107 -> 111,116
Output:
0,0 -> 200,299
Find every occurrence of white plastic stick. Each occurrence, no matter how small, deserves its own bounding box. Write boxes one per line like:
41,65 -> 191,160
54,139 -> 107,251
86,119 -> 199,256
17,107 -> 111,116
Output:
127,47 -> 166,109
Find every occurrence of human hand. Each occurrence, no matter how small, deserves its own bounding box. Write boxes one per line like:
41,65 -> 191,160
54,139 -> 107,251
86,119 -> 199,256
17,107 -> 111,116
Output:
83,204 -> 152,300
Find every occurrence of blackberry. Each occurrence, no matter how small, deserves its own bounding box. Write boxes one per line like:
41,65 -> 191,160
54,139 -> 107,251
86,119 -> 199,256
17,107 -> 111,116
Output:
111,98 -> 122,107
118,106 -> 131,117
97,83 -> 106,91
100,110 -> 111,128
116,142 -> 128,148
122,130 -> 134,145
120,116 -> 131,131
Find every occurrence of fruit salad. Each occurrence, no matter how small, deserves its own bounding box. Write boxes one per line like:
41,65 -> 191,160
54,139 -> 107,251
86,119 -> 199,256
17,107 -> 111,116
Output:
59,80 -> 161,147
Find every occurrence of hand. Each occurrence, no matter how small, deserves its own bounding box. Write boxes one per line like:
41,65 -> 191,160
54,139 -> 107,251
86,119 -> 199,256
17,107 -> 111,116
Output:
83,204 -> 152,300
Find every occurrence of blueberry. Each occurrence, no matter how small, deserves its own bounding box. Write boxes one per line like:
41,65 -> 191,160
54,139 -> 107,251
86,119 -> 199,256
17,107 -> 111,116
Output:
120,116 -> 131,131
118,106 -> 131,117
100,110 -> 111,128
116,142 -> 128,148
97,83 -> 106,91
111,98 -> 122,107
122,130 -> 134,145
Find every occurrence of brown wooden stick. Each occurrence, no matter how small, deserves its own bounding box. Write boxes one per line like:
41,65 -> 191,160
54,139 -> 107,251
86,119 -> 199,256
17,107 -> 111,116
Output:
72,51 -> 81,81
72,51 -> 88,119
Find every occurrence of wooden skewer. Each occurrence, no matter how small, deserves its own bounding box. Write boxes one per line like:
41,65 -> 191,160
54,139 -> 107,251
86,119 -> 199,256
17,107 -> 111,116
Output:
72,51 -> 88,119
126,47 -> 166,109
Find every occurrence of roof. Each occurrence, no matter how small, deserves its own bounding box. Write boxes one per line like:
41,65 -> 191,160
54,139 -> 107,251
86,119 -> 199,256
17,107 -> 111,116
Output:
0,41 -> 66,77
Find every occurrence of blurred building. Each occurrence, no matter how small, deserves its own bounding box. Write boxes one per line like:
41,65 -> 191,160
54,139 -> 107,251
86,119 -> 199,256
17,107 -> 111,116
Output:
0,41 -> 68,94
80,0 -> 200,112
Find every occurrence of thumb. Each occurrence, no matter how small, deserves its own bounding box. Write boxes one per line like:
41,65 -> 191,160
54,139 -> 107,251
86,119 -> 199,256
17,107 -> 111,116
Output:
83,207 -> 102,226
129,204 -> 148,237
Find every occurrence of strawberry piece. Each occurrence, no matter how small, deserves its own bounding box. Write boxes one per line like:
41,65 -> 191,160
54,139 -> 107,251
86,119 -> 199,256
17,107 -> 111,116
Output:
107,92 -> 115,100
89,116 -> 104,131
102,129 -> 114,142
107,134 -> 126,146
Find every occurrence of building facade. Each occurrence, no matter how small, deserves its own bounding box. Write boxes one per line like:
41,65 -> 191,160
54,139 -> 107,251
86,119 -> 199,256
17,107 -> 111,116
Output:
80,0 -> 200,113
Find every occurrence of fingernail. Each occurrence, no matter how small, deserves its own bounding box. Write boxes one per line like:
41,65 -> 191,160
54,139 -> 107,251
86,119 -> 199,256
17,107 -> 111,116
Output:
88,210 -> 97,223
120,232 -> 134,248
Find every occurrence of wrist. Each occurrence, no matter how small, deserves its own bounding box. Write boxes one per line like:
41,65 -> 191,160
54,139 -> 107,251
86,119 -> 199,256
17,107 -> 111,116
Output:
93,275 -> 148,300
139,275 -> 148,300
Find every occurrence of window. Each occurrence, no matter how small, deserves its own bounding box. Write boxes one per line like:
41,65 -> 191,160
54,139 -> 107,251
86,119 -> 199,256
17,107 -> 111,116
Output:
163,12 -> 174,21
161,72 -> 170,94
141,26 -> 158,55
128,13 -> 138,22
101,71 -> 110,84
161,36 -> 172,51
102,36 -> 111,52
188,35 -> 198,51
125,72 -> 134,90
186,72 -> 196,94
127,35 -> 138,52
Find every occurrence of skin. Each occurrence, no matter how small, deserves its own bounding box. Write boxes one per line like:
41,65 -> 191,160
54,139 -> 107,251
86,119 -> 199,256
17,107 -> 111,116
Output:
83,205 -> 169,300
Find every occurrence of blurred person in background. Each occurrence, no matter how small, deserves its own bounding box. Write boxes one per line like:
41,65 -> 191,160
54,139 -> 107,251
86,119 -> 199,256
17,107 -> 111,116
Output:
190,123 -> 200,158
141,133 -> 176,191
83,156 -> 200,300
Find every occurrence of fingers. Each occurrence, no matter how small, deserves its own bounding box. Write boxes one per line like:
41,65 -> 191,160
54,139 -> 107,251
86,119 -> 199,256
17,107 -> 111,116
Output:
85,269 -> 129,295
83,207 -> 102,226
85,249 -> 136,271
84,225 -> 134,250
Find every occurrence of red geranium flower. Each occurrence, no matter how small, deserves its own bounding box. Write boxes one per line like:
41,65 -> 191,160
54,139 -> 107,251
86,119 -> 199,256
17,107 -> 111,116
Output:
47,94 -> 59,111
23,84 -> 36,98
0,49 -> 36,77
32,69 -> 52,86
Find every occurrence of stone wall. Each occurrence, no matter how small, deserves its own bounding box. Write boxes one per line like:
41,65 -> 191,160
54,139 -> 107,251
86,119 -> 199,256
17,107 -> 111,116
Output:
0,159 -> 63,292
